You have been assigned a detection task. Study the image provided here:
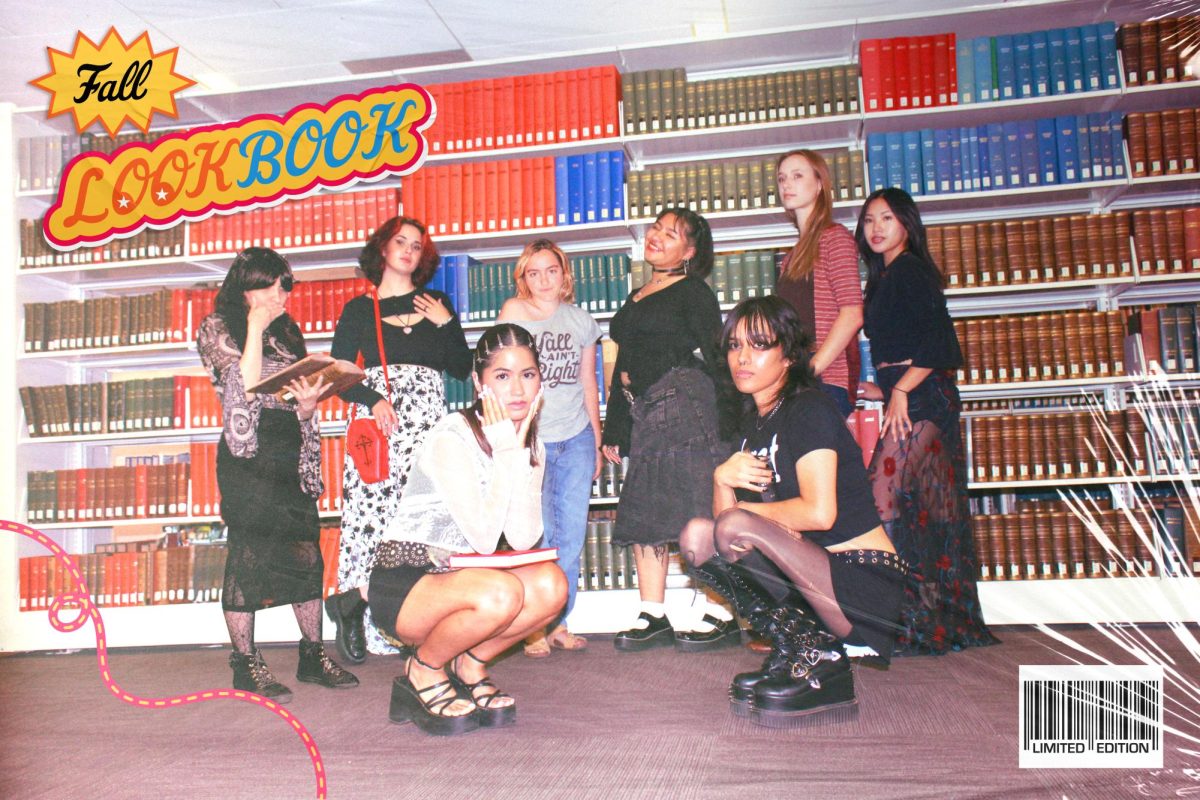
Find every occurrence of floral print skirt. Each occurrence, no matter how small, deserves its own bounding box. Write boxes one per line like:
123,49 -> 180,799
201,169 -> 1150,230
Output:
870,366 -> 999,655
338,364 -> 445,654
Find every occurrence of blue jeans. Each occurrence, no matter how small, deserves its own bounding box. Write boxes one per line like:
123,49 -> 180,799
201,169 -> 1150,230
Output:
541,424 -> 596,626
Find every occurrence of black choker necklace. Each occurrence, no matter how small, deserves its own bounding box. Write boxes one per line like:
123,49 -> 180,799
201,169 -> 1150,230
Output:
755,397 -> 784,430
651,266 -> 685,283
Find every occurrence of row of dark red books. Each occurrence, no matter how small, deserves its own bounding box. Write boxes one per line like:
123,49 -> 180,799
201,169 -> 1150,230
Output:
859,33 -> 958,112
929,211 -> 1133,288
1125,108 -> 1200,178
1118,17 -> 1198,86
954,310 -> 1126,386
18,544 -> 229,611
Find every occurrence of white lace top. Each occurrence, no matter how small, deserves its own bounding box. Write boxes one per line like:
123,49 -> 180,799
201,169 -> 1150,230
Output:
382,412 -> 544,555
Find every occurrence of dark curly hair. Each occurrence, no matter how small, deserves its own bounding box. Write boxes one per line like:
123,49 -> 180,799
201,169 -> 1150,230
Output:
655,206 -> 714,279
213,247 -> 307,357
720,296 -> 817,421
358,215 -> 440,287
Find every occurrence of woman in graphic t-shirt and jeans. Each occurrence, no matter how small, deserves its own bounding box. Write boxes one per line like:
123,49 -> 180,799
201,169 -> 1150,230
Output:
499,239 -> 602,656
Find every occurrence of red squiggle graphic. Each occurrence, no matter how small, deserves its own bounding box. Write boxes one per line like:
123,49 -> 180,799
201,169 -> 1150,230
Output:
3,519 -> 327,798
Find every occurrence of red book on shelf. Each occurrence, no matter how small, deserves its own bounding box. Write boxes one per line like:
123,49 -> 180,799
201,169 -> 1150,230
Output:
879,38 -> 897,110
484,161 -> 499,232
907,36 -> 922,108
134,463 -> 148,519
499,76 -> 515,147
933,33 -> 951,106
919,35 -> 935,108
521,159 -> 536,229
170,288 -> 187,341
507,161 -> 522,230
335,192 -> 352,243
33,556 -> 48,611
473,164 -> 487,234
946,32 -> 958,104
448,547 -> 558,569
451,82 -> 467,152
519,75 -> 536,145
535,73 -> 551,144
426,83 -> 444,153
19,557 -> 30,612
497,161 -> 511,231
567,69 -> 582,141
280,201 -> 294,249
860,39 -> 882,112
436,167 -> 451,236
172,376 -> 186,428
470,81 -> 486,149
173,461 -> 188,517
856,408 -> 882,468
892,37 -> 910,109
484,78 -> 499,149
555,71 -> 569,142
585,66 -> 601,139
352,191 -> 367,243
601,65 -> 620,137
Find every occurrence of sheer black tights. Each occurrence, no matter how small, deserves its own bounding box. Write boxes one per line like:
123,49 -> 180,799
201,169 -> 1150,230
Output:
224,599 -> 323,654
680,509 -> 853,639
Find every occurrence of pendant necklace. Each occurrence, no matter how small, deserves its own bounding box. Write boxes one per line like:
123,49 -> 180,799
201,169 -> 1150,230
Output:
755,396 -> 784,430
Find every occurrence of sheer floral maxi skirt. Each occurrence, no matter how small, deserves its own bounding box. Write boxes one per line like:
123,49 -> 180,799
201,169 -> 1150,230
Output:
869,366 -> 998,655
338,364 -> 445,654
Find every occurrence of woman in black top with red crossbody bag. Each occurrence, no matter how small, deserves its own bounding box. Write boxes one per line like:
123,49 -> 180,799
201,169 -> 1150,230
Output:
856,188 -> 997,656
324,216 -> 471,664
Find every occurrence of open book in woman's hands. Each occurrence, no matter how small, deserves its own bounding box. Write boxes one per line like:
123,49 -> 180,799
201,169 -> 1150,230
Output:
247,353 -> 365,403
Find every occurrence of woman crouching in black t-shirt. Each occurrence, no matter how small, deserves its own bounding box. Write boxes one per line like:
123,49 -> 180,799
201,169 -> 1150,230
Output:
679,296 -> 906,726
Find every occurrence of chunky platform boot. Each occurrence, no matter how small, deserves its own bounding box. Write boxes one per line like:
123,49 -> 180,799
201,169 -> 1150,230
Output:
324,588 -> 367,664
229,649 -> 293,704
296,640 -> 360,689
750,614 -> 856,727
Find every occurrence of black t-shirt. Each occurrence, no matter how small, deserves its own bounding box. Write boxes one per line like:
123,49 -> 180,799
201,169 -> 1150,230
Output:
330,290 -> 472,408
863,251 -> 962,369
735,388 -> 880,547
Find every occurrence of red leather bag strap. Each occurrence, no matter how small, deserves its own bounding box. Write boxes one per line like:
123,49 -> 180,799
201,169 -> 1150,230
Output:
349,290 -> 393,422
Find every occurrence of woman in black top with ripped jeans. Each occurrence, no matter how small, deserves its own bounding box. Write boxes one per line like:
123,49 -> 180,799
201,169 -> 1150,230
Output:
857,188 -> 998,656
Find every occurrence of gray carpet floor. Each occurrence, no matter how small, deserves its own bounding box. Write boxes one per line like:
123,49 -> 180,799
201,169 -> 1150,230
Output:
1,625 -> 1198,799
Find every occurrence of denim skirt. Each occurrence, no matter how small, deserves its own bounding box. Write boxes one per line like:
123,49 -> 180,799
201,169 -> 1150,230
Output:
614,367 -> 728,547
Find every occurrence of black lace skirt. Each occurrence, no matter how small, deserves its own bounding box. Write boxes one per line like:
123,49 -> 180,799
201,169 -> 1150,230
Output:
870,366 -> 998,655
217,409 -> 322,612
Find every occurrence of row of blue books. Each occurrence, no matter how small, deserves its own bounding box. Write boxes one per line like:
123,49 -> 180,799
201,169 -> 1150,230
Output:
866,113 -> 1126,196
554,151 -> 627,226
957,23 -> 1120,104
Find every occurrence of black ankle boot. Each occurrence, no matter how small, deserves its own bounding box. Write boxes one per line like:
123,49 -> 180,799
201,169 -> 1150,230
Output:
297,640 -> 360,689
230,649 -> 293,703
325,589 -> 367,664
750,612 -> 856,726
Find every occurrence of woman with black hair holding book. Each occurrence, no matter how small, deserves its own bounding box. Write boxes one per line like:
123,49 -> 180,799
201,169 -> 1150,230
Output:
370,323 -> 566,736
324,216 -> 472,664
855,187 -> 997,655
197,247 -> 359,701
600,207 -> 735,652
679,295 -> 904,725
773,148 -> 863,417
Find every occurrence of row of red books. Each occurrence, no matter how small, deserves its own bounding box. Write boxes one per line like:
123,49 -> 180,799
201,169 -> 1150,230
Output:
28,463 -> 191,523
187,187 -> 399,257
1125,107 -> 1200,178
400,156 -> 558,236
1119,17 -> 1198,86
974,504 -> 1195,580
1132,207 -> 1200,274
970,408 -> 1150,483
424,66 -> 620,154
954,310 -> 1126,386
929,211 -> 1133,288
859,33 -> 958,113
18,544 -> 229,611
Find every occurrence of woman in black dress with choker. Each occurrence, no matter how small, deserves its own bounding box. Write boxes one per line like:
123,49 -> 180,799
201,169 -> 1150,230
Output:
323,216 -> 471,663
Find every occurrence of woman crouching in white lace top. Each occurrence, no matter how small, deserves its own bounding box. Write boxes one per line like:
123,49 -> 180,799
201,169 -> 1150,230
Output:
368,323 -> 566,736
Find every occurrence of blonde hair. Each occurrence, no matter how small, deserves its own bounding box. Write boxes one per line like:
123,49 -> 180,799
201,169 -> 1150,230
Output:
777,149 -> 835,280
513,239 -> 575,303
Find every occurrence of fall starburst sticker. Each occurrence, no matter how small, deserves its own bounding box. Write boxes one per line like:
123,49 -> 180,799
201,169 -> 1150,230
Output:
30,28 -> 195,137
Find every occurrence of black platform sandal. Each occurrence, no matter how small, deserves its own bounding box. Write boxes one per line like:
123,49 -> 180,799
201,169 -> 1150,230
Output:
447,650 -> 517,728
389,651 -> 479,736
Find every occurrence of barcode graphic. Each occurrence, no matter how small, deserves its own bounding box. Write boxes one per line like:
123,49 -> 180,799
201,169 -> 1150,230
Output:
1019,665 -> 1163,769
